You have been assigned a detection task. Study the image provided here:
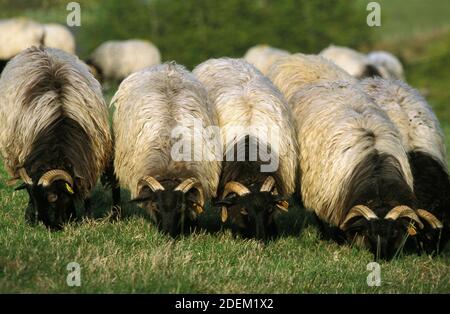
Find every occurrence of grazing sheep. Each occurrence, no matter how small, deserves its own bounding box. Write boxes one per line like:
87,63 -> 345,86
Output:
42,23 -> 76,55
112,62 -> 221,237
319,45 -> 382,79
244,44 -> 290,75
0,47 -> 114,229
87,39 -> 161,81
360,77 -> 448,253
288,80 -> 424,260
0,18 -> 44,71
267,53 -> 356,103
367,51 -> 405,80
193,58 -> 298,240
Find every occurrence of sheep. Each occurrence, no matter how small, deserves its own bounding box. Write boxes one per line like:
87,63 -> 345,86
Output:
367,51 -> 405,80
0,18 -> 44,72
86,39 -> 161,82
319,45 -> 382,79
111,62 -> 221,237
0,46 -> 114,230
42,23 -> 76,55
193,58 -> 298,241
243,44 -> 290,75
360,77 -> 448,253
287,80 -> 424,259
267,53 -> 356,103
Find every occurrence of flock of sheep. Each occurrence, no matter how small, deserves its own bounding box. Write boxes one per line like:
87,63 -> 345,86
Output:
0,18 -> 448,261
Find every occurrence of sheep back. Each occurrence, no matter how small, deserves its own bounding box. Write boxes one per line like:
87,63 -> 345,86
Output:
193,58 -> 298,196
291,81 -> 413,226
112,62 -> 221,198
0,46 -> 112,198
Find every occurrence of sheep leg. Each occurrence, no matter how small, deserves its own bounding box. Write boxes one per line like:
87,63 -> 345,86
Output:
111,185 -> 121,220
84,198 -> 92,218
24,199 -> 36,225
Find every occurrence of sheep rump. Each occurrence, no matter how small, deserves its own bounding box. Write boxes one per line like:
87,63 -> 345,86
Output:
112,63 -> 221,199
88,39 -> 161,81
0,46 -> 112,198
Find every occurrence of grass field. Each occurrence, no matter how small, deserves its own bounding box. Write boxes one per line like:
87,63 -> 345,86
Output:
1,2 -> 450,293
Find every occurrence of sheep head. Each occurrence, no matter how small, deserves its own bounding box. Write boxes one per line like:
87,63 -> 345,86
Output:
340,205 -> 427,260
415,209 -> 445,254
215,176 -> 289,241
131,176 -> 204,237
16,168 -> 77,230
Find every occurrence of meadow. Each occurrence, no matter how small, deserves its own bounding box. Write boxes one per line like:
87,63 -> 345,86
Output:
0,0 -> 449,293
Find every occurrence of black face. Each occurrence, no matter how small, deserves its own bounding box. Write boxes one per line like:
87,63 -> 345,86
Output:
217,192 -> 282,241
133,188 -> 197,238
345,218 -> 411,260
23,180 -> 76,230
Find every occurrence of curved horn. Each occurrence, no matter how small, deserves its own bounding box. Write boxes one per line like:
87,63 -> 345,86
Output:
18,168 -> 33,185
139,176 -> 164,192
340,205 -> 378,230
174,177 -> 205,207
384,205 -> 424,229
260,176 -> 275,192
416,209 -> 443,229
222,181 -> 250,199
38,170 -> 73,187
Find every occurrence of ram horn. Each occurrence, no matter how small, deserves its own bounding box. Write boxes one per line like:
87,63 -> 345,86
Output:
18,167 -> 33,185
174,177 -> 205,207
384,205 -> 424,229
260,176 -> 276,192
222,181 -> 251,199
340,205 -> 378,231
416,209 -> 443,229
38,169 -> 73,187
139,176 -> 165,192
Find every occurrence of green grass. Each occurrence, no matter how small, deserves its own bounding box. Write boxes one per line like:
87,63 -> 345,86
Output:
1,1 -> 450,294
1,176 -> 449,293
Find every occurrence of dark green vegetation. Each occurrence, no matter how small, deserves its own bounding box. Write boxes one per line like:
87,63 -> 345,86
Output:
0,0 -> 449,293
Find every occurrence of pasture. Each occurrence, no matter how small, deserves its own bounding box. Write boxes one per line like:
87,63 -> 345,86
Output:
0,0 -> 449,293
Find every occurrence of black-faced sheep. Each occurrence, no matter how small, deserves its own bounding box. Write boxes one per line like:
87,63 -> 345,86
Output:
0,47 -> 114,230
86,39 -> 161,82
288,80 -> 423,259
319,45 -> 383,79
360,77 -> 448,253
244,45 -> 290,75
193,58 -> 298,241
111,62 -> 221,237
367,51 -> 405,80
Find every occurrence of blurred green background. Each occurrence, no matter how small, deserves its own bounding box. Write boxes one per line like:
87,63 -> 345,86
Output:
2,0 -> 447,121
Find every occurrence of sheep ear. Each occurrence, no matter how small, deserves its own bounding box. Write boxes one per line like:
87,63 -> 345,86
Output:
129,189 -> 155,204
343,217 -> 367,234
15,183 -> 28,191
